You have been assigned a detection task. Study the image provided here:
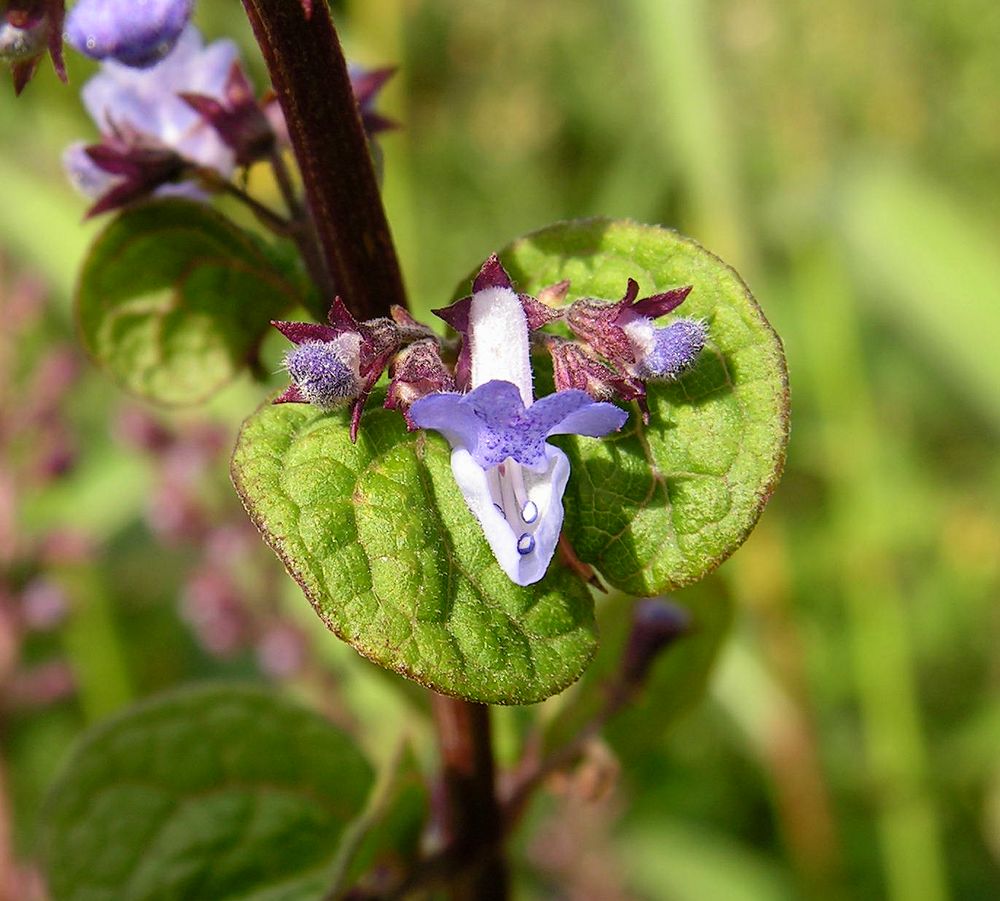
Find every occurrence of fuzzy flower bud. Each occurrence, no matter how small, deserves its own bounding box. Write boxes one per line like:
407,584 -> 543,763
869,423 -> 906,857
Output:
566,278 -> 693,369
385,338 -> 455,424
283,336 -> 362,409
66,0 -> 193,68
272,299 -> 404,439
623,317 -> 707,380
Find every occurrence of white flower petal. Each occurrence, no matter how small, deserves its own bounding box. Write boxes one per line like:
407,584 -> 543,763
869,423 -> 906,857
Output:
450,446 -> 569,586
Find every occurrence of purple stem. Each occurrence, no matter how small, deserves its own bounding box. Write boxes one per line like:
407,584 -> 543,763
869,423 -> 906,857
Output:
240,0 -> 406,319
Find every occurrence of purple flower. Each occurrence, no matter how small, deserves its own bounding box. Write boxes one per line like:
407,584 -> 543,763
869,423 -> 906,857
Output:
410,265 -> 626,586
272,298 -> 407,440
66,0 -> 193,68
64,26 -> 238,209
561,278 -> 707,414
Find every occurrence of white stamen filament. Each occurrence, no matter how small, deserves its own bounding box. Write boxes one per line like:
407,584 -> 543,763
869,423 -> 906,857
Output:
486,458 -> 542,554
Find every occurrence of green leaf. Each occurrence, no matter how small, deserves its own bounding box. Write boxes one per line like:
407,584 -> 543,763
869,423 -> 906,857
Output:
41,683 -> 374,901
77,199 -> 299,405
231,399 -> 598,705
496,218 -> 788,595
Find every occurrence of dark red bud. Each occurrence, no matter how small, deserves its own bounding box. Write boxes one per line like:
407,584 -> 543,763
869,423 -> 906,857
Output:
385,339 -> 455,424
621,598 -> 692,687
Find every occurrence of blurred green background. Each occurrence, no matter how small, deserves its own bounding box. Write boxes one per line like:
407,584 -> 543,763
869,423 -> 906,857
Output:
1,0 -> 998,898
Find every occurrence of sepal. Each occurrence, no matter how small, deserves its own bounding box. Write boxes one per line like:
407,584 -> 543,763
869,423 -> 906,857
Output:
385,339 -> 455,425
180,63 -> 275,167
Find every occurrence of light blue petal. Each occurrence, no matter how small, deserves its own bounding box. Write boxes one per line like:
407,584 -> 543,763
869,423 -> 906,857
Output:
545,399 -> 628,438
465,380 -> 525,428
408,392 -> 485,452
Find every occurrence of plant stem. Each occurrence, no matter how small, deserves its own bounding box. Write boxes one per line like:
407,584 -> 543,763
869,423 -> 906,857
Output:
241,0 -> 407,319
431,694 -> 508,901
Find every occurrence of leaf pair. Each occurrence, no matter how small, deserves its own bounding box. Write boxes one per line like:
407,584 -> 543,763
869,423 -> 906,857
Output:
78,208 -> 788,704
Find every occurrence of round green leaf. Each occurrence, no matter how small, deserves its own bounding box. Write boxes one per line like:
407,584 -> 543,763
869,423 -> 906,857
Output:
497,219 -> 789,595
41,684 -> 373,901
232,400 -> 598,705
77,199 -> 299,405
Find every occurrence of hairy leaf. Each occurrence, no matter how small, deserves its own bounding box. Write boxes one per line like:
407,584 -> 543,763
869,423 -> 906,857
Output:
41,684 -> 373,901
77,199 -> 299,405
498,219 -> 789,595
232,400 -> 598,705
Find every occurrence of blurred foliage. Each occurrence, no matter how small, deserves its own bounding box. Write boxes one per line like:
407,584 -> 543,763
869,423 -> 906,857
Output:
0,0 -> 998,899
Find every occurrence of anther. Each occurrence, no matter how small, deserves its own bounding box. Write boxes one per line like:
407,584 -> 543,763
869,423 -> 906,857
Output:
521,501 -> 538,524
517,533 -> 535,555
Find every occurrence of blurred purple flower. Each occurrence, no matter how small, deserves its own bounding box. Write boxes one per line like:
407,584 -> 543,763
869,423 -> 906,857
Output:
64,26 -> 239,212
66,0 -> 193,68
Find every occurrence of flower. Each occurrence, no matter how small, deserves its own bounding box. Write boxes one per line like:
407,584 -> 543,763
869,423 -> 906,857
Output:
559,278 -> 706,417
63,26 -> 239,212
410,261 -> 627,586
281,336 -> 361,409
566,277 -> 694,370
180,62 -> 275,168
272,298 -> 407,441
65,0 -> 193,68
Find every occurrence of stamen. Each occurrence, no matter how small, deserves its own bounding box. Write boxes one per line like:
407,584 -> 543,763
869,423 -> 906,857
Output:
487,467 -> 503,510
494,503 -> 506,519
509,461 -> 530,512
517,533 -> 535,555
521,501 -> 538,524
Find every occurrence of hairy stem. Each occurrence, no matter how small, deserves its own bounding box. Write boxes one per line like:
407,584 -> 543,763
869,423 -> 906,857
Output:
431,695 -> 508,901
241,0 -> 407,318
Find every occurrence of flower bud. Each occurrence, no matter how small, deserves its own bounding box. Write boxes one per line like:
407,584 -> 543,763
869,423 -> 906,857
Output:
566,278 -> 693,370
283,336 -> 362,409
66,0 -> 193,68
621,597 -> 691,687
385,338 -> 455,423
0,13 -> 47,64
628,317 -> 707,380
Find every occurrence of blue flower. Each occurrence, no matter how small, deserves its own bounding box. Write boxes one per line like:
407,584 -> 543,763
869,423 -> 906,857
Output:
410,267 -> 627,586
66,0 -> 193,68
